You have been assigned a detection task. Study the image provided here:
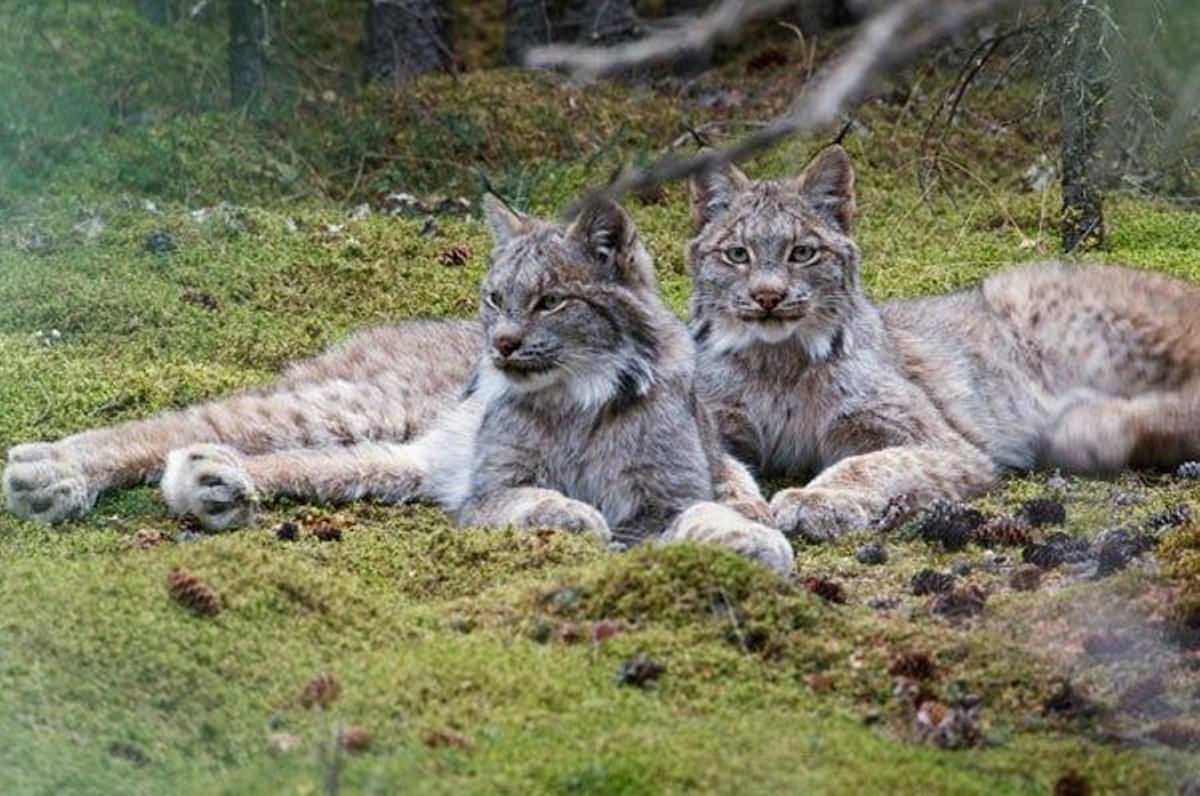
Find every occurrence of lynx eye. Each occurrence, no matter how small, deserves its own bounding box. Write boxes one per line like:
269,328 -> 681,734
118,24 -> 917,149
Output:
534,293 -> 565,313
723,245 -> 750,265
485,290 -> 504,310
789,245 -> 819,264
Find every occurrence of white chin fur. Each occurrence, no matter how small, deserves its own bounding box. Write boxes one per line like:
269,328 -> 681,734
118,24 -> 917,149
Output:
565,367 -> 620,410
479,360 -> 563,396
709,316 -> 837,362
482,358 -> 621,410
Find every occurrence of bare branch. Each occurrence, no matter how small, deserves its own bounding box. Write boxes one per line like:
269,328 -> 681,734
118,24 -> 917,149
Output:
566,0 -> 1013,214
524,0 -> 798,80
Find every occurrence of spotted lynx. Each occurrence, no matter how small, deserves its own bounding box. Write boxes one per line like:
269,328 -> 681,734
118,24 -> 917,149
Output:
688,144 -> 1200,541
4,196 -> 791,573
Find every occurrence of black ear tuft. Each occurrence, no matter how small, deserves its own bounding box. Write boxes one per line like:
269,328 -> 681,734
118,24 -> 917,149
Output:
795,145 -> 856,233
481,192 -> 528,245
688,160 -> 750,233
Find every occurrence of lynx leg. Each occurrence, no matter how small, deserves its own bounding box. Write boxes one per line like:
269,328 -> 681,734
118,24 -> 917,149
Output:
1044,388 -> 1200,473
771,443 -> 996,542
160,441 -> 431,530
662,501 -> 794,575
4,378 -> 412,524
712,454 -> 772,524
459,487 -> 612,542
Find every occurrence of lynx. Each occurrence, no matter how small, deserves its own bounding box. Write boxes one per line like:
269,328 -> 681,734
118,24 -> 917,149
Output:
688,144 -> 1200,541
4,196 -> 791,573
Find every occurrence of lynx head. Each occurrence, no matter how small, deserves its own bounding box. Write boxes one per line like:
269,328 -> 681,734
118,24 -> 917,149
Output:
687,145 -> 860,361
476,193 -> 664,408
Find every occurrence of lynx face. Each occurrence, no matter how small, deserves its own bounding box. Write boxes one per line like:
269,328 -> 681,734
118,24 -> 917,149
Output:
688,146 -> 860,361
478,195 -> 660,407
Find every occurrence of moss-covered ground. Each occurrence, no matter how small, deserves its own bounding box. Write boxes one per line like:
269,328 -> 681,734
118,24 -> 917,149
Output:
2,3 -> 1199,793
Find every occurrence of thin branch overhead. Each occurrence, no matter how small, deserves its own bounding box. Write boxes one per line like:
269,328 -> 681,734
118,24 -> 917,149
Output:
564,0 -> 1014,214
524,0 -> 798,80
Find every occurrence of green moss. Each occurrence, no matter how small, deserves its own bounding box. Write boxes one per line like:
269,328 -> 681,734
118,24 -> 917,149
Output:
1160,521 -> 1200,581
2,7 -> 1200,791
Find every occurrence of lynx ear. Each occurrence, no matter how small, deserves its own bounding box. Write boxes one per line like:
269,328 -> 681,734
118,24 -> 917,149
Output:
795,145 -> 856,233
481,192 -> 528,245
567,197 -> 649,286
689,161 -> 750,232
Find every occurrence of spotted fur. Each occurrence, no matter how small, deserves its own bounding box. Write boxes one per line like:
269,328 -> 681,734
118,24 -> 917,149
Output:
688,145 -> 1200,541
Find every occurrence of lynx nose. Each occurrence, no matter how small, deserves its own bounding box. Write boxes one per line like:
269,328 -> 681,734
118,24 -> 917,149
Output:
492,332 -> 522,358
751,287 -> 785,312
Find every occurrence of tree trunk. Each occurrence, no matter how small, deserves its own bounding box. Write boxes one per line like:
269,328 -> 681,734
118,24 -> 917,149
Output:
229,0 -> 266,106
364,0 -> 454,82
505,0 -> 554,66
135,0 -> 171,25
1055,0 -> 1107,253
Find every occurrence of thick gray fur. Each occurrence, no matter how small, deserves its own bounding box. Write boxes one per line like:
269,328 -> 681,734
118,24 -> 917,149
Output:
687,145 -> 1200,542
4,196 -> 791,573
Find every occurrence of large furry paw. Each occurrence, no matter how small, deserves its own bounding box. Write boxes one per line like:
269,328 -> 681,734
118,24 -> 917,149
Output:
726,498 -> 773,526
662,502 -> 795,575
770,487 -> 871,543
511,494 -> 611,542
4,443 -> 96,524
161,444 -> 257,531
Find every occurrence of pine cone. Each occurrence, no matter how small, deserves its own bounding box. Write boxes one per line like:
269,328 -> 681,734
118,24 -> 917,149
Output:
1009,564 -> 1043,591
972,516 -> 1032,547
928,585 -> 987,619
1095,528 -> 1155,577
615,655 -> 666,689
339,726 -> 372,752
1044,531 -> 1093,563
1054,772 -> 1092,796
1022,542 -> 1064,570
177,514 -> 205,534
300,672 -> 341,709
128,527 -> 170,548
166,566 -> 221,616
422,728 -> 473,748
1145,504 -> 1192,532
888,650 -> 936,680
918,502 -> 986,551
802,576 -> 846,604
300,512 -> 347,542
273,521 -> 299,541
1017,497 -> 1066,528
910,569 -> 955,596
437,243 -> 473,267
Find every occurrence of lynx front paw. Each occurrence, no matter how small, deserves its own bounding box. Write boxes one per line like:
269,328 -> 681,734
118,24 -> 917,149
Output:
511,494 -> 611,542
663,502 -> 795,575
770,487 -> 871,543
4,444 -> 95,524
161,444 -> 257,531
